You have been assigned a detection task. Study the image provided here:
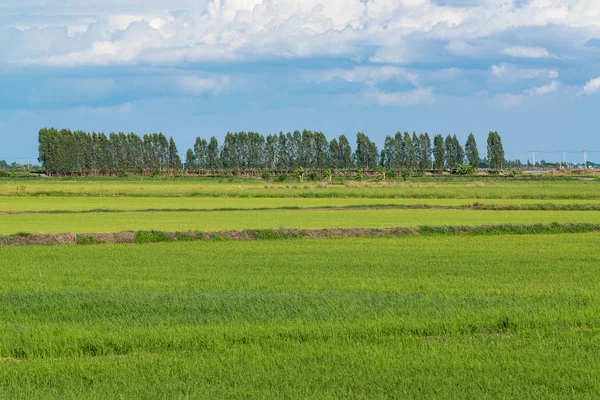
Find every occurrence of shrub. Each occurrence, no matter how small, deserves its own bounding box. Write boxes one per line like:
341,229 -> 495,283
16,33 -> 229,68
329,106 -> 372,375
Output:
251,229 -> 289,240
76,235 -> 103,245
307,171 -> 319,182
12,232 -> 32,237
261,171 -> 272,181
355,170 -> 364,181
276,174 -> 288,182
401,169 -> 411,181
135,231 -> 174,244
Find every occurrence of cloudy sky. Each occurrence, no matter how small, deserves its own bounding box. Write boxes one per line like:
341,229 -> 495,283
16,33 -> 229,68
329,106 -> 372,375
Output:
1,0 -> 600,163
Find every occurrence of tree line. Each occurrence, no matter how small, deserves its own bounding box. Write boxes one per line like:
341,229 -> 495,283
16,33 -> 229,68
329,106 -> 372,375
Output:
38,128 -> 505,176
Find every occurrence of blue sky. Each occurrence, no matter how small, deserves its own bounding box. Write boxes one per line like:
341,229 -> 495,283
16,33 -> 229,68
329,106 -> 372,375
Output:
1,0 -> 600,163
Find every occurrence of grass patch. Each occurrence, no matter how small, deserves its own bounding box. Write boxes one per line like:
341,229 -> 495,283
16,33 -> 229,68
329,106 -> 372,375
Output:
134,231 -> 174,244
75,235 -> 104,245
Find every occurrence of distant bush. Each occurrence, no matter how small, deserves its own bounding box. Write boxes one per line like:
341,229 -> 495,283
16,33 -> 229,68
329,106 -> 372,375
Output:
276,174 -> 288,182
12,232 -> 32,237
76,235 -> 103,245
135,231 -> 174,244
307,171 -> 319,182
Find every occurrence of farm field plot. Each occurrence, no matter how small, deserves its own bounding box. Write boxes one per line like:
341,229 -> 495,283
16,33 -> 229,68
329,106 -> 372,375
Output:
2,179 -> 600,199
1,235 -> 600,398
3,195 -> 600,213
2,208 -> 600,235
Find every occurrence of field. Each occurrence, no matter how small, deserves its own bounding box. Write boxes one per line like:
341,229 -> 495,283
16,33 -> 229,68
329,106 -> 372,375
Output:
1,176 -> 600,398
2,178 -> 600,199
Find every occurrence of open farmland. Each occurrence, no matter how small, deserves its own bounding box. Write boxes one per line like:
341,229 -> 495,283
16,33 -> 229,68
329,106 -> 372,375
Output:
1,235 -> 600,398
2,195 -> 600,213
1,176 -> 600,398
2,208 -> 600,235
2,177 -> 600,199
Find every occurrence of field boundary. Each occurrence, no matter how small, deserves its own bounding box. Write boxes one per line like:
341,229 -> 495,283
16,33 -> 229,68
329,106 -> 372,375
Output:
3,202 -> 600,215
1,223 -> 599,246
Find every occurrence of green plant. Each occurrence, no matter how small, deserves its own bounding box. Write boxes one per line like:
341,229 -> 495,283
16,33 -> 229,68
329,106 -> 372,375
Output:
276,173 -> 288,182
294,167 -> 305,182
75,235 -> 103,245
455,164 -> 475,175
134,231 -> 174,244
261,171 -> 272,181
355,170 -> 363,181
401,169 -> 411,181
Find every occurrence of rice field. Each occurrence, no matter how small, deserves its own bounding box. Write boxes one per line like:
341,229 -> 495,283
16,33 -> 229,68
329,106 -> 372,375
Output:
2,195 -> 600,213
2,209 -> 600,235
1,176 -> 600,398
1,178 -> 600,199
1,235 -> 600,398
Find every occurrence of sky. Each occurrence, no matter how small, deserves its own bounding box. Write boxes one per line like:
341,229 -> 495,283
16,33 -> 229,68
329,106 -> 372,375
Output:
1,0 -> 600,164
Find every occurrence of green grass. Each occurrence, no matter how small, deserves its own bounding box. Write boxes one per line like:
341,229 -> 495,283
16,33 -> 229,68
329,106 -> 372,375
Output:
1,179 -> 599,199
2,208 -> 600,235
3,195 -> 600,213
1,235 -> 600,398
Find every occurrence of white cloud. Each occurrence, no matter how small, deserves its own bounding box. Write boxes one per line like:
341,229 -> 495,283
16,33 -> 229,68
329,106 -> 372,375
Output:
583,77 -> 600,95
496,93 -> 524,107
73,102 -> 133,115
525,80 -> 558,96
367,87 -> 434,106
177,75 -> 232,94
314,66 -> 419,86
2,0 -> 600,67
446,40 -> 478,56
491,64 -> 559,81
503,46 -> 551,58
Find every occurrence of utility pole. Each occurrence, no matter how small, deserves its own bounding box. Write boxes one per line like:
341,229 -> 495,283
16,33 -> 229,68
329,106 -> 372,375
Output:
563,152 -> 566,168
584,149 -> 587,170
532,150 -> 536,168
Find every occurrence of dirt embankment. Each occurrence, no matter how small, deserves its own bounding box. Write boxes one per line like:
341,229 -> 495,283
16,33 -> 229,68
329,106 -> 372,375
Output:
1,224 -> 600,247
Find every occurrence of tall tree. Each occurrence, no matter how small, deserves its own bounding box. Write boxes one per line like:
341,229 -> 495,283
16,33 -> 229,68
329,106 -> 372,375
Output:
207,137 -> 221,171
265,134 -> 278,170
355,133 -> 378,170
338,135 -> 353,170
328,138 -> 340,170
453,135 -> 465,166
185,149 -> 196,172
433,134 -> 445,171
314,131 -> 329,169
465,133 -> 480,168
411,133 -> 421,170
418,133 -> 432,171
194,137 -> 209,172
444,135 -> 457,170
487,131 -> 505,171
168,137 -> 181,172
381,136 -> 395,169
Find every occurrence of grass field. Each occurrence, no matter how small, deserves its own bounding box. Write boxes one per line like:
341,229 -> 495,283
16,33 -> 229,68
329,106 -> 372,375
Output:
2,208 -> 600,235
1,235 -> 600,398
2,178 -> 600,199
3,195 -> 600,213
2,176 -> 600,398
